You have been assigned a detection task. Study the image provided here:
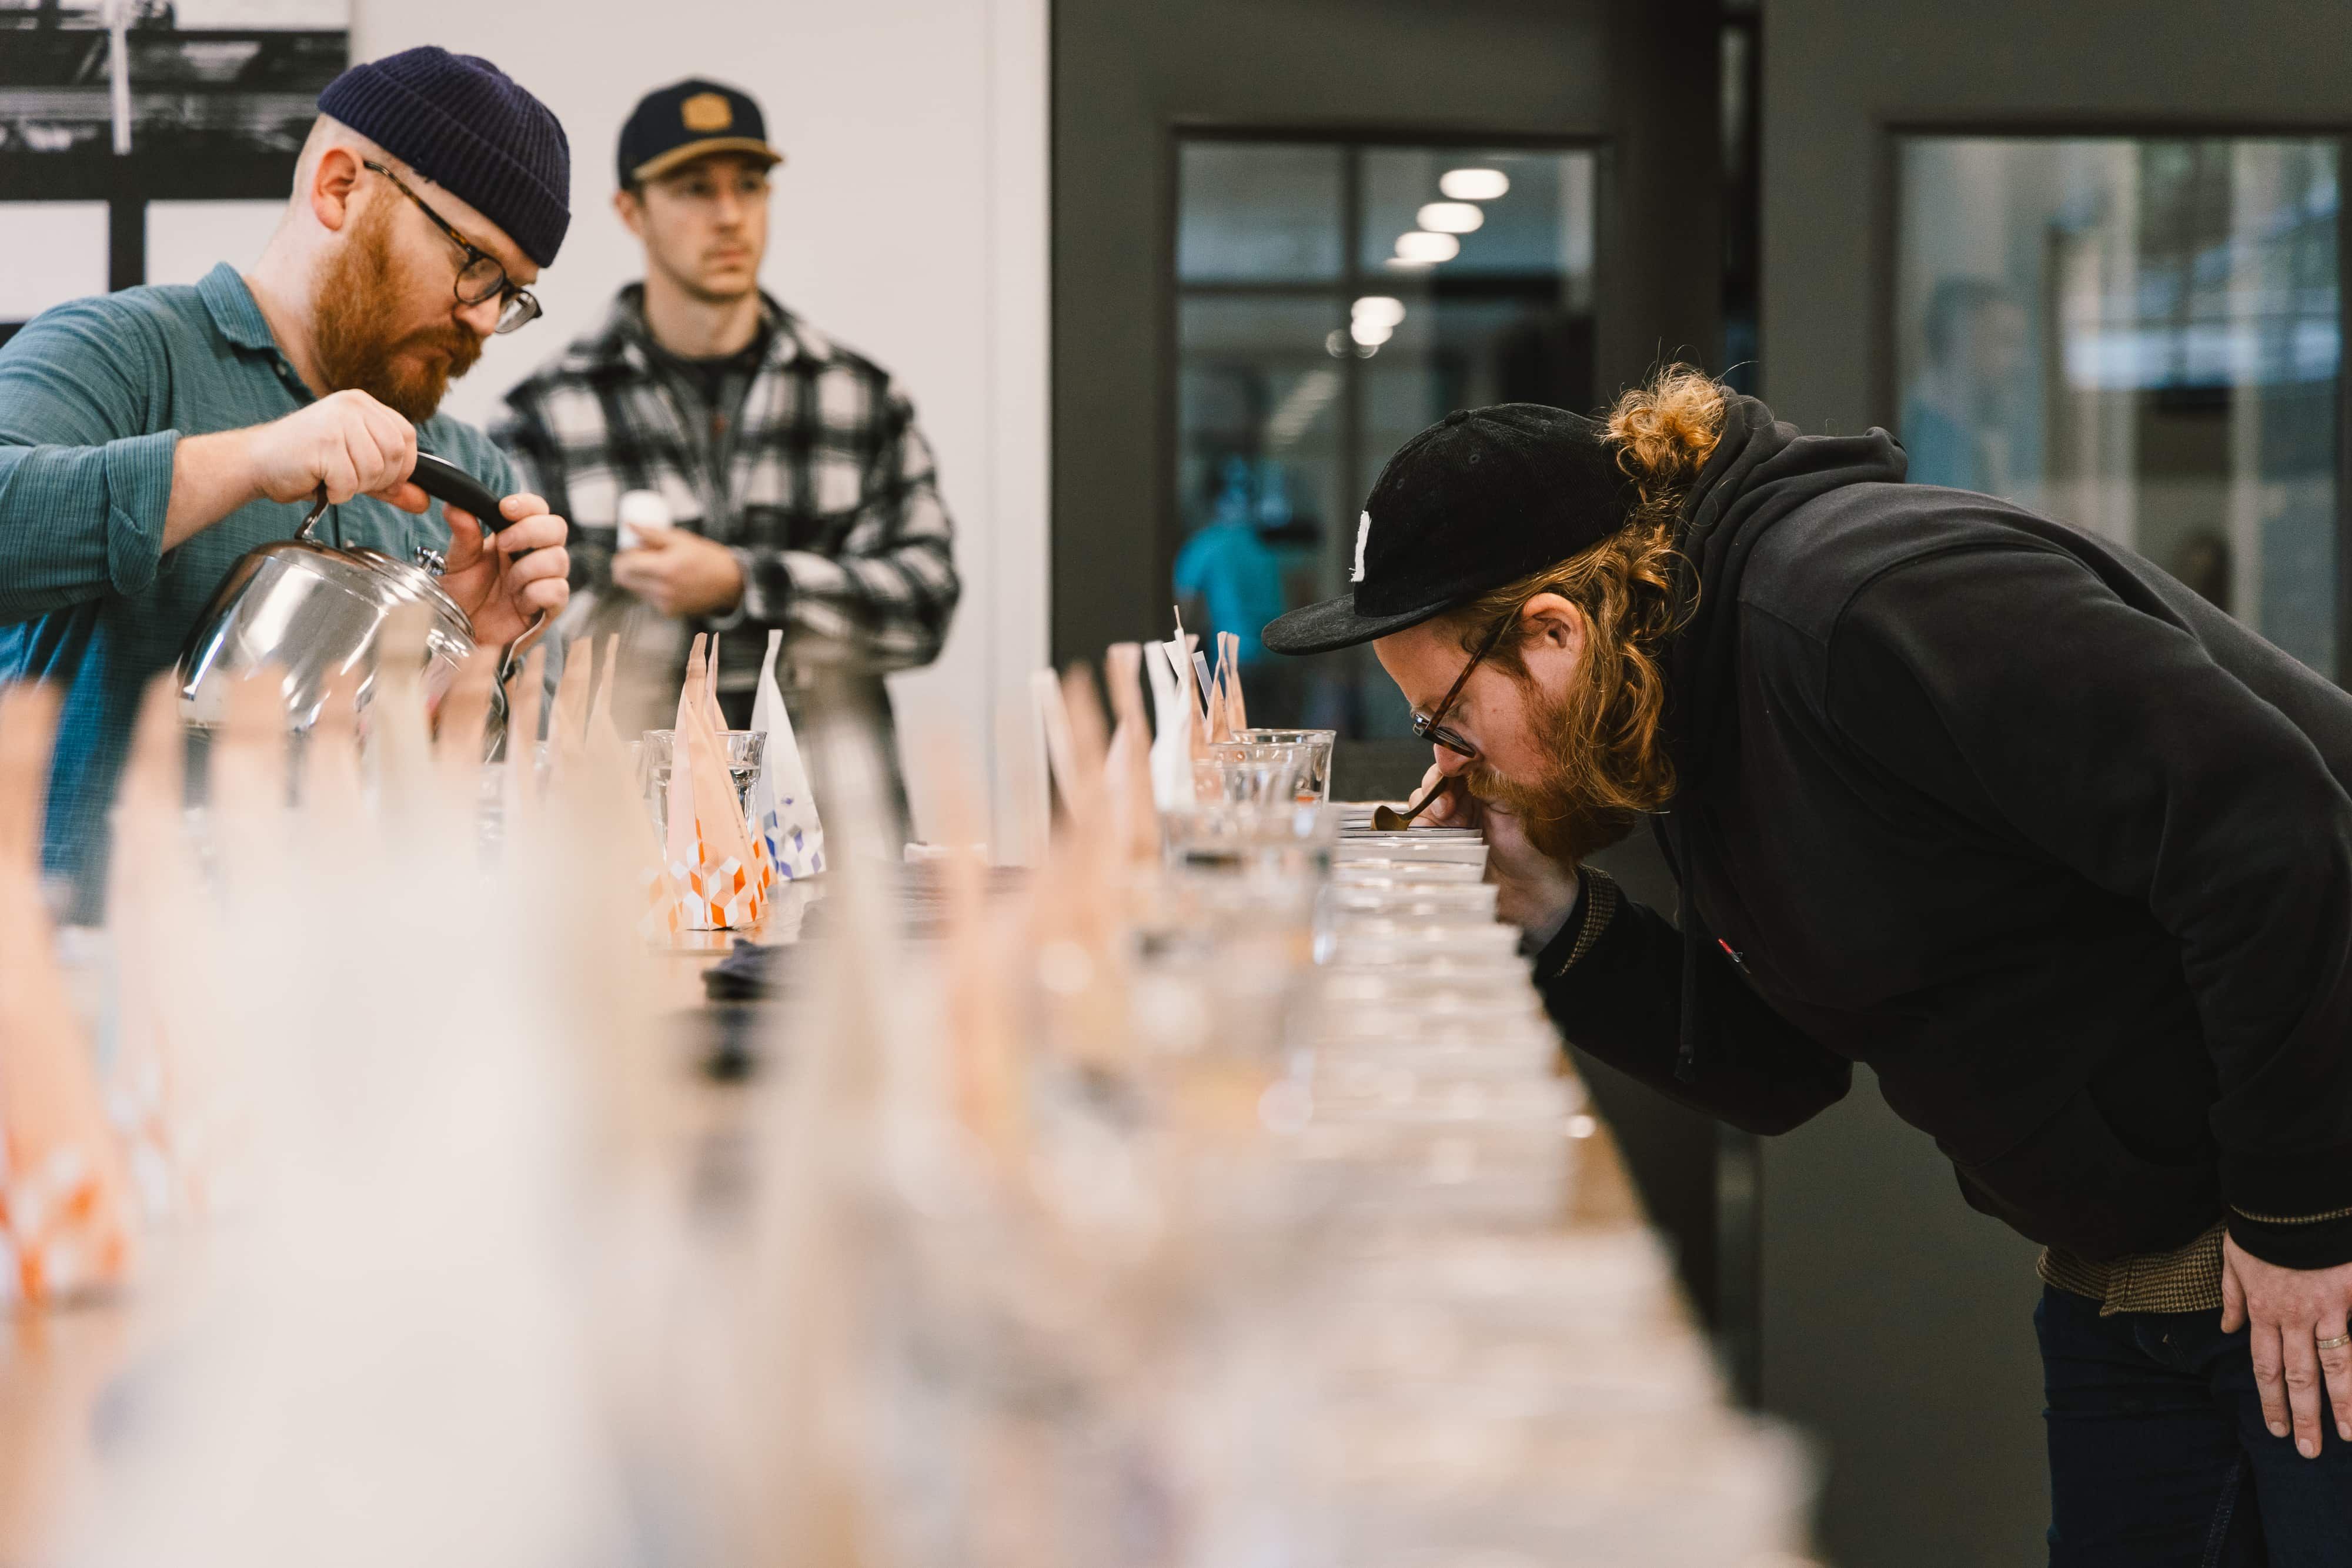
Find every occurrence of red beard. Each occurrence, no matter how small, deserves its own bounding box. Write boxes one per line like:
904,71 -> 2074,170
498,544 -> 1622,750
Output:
1465,671 -> 1639,864
310,203 -> 483,422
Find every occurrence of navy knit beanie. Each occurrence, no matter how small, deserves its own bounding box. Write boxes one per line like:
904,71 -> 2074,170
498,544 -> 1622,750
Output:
318,46 -> 571,268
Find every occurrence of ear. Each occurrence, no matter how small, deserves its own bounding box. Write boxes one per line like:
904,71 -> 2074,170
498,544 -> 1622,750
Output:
310,144 -> 364,233
613,187 -> 646,240
1518,591 -> 1585,657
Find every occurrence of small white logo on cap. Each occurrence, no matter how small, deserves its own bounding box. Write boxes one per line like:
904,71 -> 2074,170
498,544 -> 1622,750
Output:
1352,510 -> 1371,583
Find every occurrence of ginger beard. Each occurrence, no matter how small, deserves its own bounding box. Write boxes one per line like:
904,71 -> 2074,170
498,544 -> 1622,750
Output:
310,198 -> 484,422
1464,664 -> 1639,865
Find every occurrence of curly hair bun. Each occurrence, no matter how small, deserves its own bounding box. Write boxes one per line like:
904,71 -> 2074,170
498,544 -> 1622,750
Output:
1606,366 -> 1727,512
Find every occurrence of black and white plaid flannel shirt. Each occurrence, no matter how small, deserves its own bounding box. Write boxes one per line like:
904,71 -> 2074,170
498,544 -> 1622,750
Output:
490,286 -> 959,712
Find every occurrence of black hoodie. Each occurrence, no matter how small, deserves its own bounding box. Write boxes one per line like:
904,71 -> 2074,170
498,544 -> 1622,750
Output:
1535,395 -> 2352,1269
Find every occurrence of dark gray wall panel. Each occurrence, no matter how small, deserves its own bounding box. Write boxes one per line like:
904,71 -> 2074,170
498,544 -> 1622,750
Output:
1760,5 -> 2352,1563
1054,0 -> 1720,666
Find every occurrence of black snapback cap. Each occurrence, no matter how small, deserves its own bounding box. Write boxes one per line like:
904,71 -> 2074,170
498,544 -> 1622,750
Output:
1262,403 -> 1639,655
618,78 -> 783,188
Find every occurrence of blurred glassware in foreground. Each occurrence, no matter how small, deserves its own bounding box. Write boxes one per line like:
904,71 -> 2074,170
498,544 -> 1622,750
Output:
1163,800 -> 1336,881
637,727 -> 766,842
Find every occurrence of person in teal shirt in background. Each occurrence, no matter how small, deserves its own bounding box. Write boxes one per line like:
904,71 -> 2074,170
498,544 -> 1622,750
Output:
1899,276 -> 2025,495
1175,456 -> 1290,663
0,48 -> 574,919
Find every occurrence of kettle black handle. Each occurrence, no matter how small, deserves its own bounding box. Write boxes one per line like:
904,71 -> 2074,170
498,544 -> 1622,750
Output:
410,449 -> 510,532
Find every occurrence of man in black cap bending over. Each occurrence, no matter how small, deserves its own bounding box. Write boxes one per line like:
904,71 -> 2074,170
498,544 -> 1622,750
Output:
1264,369 -> 2352,1560
0,46 -> 574,917
495,78 -> 958,822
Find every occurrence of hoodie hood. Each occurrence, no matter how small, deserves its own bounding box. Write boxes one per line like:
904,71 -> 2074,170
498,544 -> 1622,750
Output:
1664,395 -> 1910,793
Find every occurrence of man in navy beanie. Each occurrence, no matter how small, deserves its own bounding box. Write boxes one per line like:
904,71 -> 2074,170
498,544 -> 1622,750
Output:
0,46 -> 576,918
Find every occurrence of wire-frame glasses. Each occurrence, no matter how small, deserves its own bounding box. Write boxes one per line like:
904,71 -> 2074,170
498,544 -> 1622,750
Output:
363,159 -> 542,335
1410,602 -> 1524,759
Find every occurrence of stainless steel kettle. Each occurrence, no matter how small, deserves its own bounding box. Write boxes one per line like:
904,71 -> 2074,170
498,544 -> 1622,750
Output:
177,450 -> 545,734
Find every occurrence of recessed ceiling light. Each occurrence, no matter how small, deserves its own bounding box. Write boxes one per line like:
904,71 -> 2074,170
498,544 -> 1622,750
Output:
1416,202 -> 1484,235
1439,168 -> 1510,201
1394,230 -> 1461,263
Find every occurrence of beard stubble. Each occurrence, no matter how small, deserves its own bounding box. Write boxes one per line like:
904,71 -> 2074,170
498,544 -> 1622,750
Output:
310,202 -> 484,422
1465,670 -> 1639,866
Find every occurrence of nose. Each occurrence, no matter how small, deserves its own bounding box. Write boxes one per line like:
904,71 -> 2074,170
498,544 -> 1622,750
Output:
455,295 -> 501,337
1432,744 -> 1475,777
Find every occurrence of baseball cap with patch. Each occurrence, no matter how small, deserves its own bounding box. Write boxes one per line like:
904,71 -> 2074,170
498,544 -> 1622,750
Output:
617,78 -> 783,188
1261,403 -> 1639,654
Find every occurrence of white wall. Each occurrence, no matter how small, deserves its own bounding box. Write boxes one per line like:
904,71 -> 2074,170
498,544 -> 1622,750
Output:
352,0 -> 1050,858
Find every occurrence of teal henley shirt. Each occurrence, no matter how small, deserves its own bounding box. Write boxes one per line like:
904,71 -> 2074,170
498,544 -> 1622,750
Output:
0,262 -> 519,920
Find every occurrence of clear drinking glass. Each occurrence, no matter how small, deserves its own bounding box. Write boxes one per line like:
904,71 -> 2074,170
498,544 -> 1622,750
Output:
1163,800 -> 1337,881
1328,860 -> 1488,886
1335,834 -> 1489,871
1195,740 -> 1313,807
1236,727 -> 1337,803
637,728 -> 767,844
1324,880 -> 1500,921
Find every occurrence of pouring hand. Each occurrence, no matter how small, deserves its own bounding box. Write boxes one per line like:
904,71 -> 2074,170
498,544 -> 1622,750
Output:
245,389 -> 430,512
440,493 -> 570,645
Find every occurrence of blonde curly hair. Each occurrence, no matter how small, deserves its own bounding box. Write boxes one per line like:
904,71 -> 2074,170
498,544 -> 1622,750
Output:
1435,365 -> 1726,819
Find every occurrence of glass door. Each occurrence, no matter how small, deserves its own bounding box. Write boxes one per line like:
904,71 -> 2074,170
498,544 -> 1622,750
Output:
1895,136 -> 2343,674
1173,136 -> 1599,733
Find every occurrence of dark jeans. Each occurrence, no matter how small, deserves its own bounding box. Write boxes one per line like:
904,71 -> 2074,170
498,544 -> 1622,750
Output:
2039,1283 -> 2352,1566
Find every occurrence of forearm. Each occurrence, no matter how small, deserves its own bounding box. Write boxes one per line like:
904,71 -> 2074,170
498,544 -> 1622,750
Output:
0,432 -> 179,620
1536,886 -> 1851,1135
162,427 -> 265,549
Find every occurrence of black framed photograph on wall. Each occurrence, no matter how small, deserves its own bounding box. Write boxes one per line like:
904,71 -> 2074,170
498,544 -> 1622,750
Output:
0,0 -> 348,345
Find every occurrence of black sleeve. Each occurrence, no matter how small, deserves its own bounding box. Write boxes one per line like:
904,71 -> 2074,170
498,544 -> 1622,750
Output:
1830,543 -> 2352,1269
1534,883 -> 1853,1136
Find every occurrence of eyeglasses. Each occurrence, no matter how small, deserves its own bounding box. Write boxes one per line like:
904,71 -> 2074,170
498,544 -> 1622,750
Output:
363,160 -> 542,335
1410,603 -> 1522,759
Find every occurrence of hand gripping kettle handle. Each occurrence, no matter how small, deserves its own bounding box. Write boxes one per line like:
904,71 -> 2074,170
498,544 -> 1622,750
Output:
408,449 -> 549,748
278,447 -> 543,753
409,450 -> 510,531
290,449 -> 513,542
266,448 -> 545,755
407,452 -> 551,756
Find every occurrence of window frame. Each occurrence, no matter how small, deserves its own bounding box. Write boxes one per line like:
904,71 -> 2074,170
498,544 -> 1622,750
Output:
1161,124 -> 1609,734
1874,118 -> 2352,686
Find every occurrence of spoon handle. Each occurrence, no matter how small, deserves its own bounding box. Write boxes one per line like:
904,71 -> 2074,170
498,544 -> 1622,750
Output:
1372,774 -> 1452,830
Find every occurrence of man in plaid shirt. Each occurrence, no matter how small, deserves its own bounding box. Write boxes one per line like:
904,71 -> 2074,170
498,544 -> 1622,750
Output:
492,78 -> 957,812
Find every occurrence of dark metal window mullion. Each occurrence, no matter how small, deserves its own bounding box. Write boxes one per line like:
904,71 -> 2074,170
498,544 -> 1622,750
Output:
1339,146 -> 1367,690
106,196 -> 145,294
2339,135 -> 2352,690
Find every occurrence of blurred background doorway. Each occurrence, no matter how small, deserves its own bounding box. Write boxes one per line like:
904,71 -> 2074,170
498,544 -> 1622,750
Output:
1174,138 -> 1600,738
1896,136 -> 2341,674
